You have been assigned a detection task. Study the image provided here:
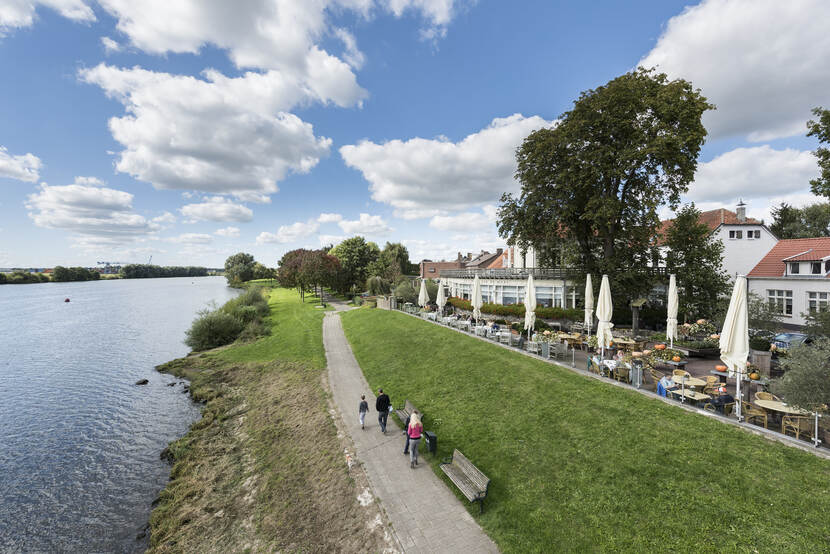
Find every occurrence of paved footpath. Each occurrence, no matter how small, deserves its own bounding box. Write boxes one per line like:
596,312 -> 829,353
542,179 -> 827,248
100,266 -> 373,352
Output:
323,304 -> 499,554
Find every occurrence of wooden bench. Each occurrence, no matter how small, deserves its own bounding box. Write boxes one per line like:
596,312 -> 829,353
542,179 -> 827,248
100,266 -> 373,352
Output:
440,449 -> 490,513
394,399 -> 423,426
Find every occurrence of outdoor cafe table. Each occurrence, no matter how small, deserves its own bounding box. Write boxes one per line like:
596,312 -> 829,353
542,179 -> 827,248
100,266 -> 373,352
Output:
672,376 -> 706,388
754,399 -> 810,416
611,337 -> 637,351
710,369 -> 729,383
668,389 -> 711,404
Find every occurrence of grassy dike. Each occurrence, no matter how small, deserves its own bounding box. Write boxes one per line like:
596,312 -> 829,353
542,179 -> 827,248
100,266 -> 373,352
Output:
341,307 -> 830,553
151,288 -> 391,552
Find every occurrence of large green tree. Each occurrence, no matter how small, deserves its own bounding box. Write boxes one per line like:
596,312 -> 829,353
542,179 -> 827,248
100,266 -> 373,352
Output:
770,201 -> 830,238
329,236 -> 380,293
499,68 -> 713,302
664,204 -> 729,320
224,252 -> 256,285
771,338 -> 830,414
368,242 -> 412,281
808,107 -> 830,198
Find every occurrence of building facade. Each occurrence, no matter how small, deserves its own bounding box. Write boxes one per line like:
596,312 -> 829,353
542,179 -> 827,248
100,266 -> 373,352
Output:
747,238 -> 830,327
661,202 -> 778,280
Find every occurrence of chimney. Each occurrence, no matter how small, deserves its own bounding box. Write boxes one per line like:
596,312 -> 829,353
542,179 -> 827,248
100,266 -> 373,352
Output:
736,199 -> 746,223
457,252 -> 462,261
467,252 -> 472,260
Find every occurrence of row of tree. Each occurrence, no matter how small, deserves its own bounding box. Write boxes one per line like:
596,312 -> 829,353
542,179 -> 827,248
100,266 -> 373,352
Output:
0,272 -> 51,284
120,264 -> 209,279
277,248 -> 341,300
52,266 -> 100,282
770,201 -> 830,239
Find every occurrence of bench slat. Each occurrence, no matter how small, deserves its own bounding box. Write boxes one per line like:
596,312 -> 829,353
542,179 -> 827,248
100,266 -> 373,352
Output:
440,465 -> 479,502
441,449 -> 489,509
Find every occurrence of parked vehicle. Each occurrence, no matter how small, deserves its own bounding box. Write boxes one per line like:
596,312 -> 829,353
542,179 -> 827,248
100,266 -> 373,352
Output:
772,332 -> 810,350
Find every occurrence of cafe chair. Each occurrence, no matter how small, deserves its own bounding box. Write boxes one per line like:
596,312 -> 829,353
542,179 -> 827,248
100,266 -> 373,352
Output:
755,391 -> 781,402
614,365 -> 631,384
782,415 -> 812,440
741,401 -> 768,429
649,369 -> 665,392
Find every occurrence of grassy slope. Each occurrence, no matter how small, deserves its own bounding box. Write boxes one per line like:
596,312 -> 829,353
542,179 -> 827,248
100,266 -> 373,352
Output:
341,308 -> 830,553
150,289 -> 385,552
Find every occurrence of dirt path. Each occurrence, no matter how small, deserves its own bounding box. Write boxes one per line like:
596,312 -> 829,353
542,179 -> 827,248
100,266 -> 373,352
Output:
322,301 -> 499,553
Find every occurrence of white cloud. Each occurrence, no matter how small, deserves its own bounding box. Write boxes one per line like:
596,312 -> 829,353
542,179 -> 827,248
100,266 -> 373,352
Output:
317,212 -> 343,223
688,145 -> 818,205
0,145 -> 42,183
101,36 -> 121,53
639,0 -> 830,141
25,181 -> 158,247
340,114 -> 555,216
429,205 -> 497,231
80,64 -> 333,198
337,213 -> 391,235
318,233 -> 345,247
333,27 -> 365,70
180,197 -> 253,223
214,226 -> 240,238
151,212 -> 176,228
168,233 -> 213,245
256,220 -> 319,244
72,175 -> 105,186
0,0 -> 95,36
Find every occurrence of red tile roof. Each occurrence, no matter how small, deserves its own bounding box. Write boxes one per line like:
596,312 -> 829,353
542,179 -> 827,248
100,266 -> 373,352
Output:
748,238 -> 830,278
658,208 -> 762,245
487,250 -> 508,269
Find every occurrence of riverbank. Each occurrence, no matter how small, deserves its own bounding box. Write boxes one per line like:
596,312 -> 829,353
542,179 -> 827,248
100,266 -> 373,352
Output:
151,288 -> 394,552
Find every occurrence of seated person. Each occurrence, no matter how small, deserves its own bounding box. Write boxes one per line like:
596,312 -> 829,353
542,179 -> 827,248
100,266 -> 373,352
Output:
657,375 -> 677,398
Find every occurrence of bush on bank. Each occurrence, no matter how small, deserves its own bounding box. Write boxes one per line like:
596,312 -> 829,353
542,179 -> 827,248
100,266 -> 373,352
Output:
185,286 -> 270,351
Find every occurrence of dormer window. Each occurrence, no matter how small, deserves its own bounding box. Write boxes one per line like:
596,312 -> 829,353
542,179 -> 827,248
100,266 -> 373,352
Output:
745,230 -> 760,239
729,230 -> 743,239
789,262 -> 800,274
825,260 -> 830,272
811,262 -> 822,274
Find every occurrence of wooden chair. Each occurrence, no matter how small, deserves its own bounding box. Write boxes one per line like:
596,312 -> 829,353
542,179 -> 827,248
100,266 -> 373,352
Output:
587,357 -> 602,375
782,415 -> 813,440
742,401 -> 768,429
722,402 -> 735,417
649,369 -> 665,392
755,391 -> 781,402
703,376 -> 721,397
703,403 -> 717,413
614,365 -> 631,384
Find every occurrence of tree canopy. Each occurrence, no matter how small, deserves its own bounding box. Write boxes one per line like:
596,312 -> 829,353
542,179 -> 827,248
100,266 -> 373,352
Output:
277,248 -> 341,301
367,242 -> 412,281
807,107 -> 830,198
329,236 -> 380,293
770,201 -> 830,239
663,204 -> 729,320
224,252 -> 256,285
499,68 -> 713,302
771,338 -> 830,414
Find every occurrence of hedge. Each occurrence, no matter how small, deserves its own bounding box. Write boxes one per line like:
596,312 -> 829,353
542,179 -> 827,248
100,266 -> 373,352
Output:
447,296 -> 582,320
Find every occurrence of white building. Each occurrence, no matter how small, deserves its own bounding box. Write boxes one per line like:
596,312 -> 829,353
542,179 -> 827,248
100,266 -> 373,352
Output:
661,202 -> 778,280
747,237 -> 830,327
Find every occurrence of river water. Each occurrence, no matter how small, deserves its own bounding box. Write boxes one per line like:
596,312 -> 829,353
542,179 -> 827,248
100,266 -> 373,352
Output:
0,276 -> 239,553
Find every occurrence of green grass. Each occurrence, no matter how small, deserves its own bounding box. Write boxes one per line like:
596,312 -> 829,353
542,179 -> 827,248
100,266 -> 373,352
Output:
214,287 -> 330,367
341,308 -> 830,553
150,288 -> 390,552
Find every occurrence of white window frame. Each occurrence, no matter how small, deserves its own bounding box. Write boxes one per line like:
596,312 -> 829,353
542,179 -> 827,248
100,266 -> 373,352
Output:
808,292 -> 829,313
768,289 -> 793,316
811,262 -> 822,275
789,262 -> 800,275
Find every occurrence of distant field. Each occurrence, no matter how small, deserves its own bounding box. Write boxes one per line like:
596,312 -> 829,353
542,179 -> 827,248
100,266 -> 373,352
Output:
341,307 -> 830,553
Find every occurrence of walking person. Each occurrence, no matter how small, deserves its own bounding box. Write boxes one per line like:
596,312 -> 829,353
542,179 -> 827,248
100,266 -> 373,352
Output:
407,411 -> 423,469
358,395 -> 368,430
402,413 -> 411,455
376,388 -> 390,434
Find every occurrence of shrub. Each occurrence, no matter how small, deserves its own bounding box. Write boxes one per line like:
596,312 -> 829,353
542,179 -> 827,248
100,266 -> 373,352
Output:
238,319 -> 270,342
447,296 -> 581,320
185,309 -> 245,351
394,281 -> 417,303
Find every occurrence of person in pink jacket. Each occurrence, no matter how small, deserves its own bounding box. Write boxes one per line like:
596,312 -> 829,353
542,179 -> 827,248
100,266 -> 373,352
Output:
407,411 -> 423,469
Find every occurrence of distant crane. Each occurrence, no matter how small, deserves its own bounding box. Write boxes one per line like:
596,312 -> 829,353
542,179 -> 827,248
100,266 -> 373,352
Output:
148,255 -> 153,265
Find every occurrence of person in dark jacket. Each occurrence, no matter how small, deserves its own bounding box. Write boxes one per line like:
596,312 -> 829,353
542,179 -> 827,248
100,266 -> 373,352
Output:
376,388 -> 390,434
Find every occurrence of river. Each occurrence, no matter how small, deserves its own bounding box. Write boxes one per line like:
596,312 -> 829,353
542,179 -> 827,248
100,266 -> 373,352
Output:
0,276 -> 239,552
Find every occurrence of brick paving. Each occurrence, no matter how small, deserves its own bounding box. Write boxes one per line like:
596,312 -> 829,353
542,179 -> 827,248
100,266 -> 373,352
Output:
322,303 -> 499,554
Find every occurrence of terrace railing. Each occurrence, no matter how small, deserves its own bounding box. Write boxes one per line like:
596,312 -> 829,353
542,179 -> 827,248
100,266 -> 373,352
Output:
441,267 -> 667,280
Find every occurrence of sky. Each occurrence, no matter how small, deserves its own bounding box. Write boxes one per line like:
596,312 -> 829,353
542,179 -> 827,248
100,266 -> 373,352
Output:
0,0 -> 827,268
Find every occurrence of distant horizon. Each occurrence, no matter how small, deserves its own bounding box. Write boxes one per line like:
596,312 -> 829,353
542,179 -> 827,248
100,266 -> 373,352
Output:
1,0 -> 826,267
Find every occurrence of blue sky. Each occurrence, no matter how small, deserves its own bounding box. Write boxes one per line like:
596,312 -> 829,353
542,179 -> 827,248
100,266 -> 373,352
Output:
0,0 -> 826,267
